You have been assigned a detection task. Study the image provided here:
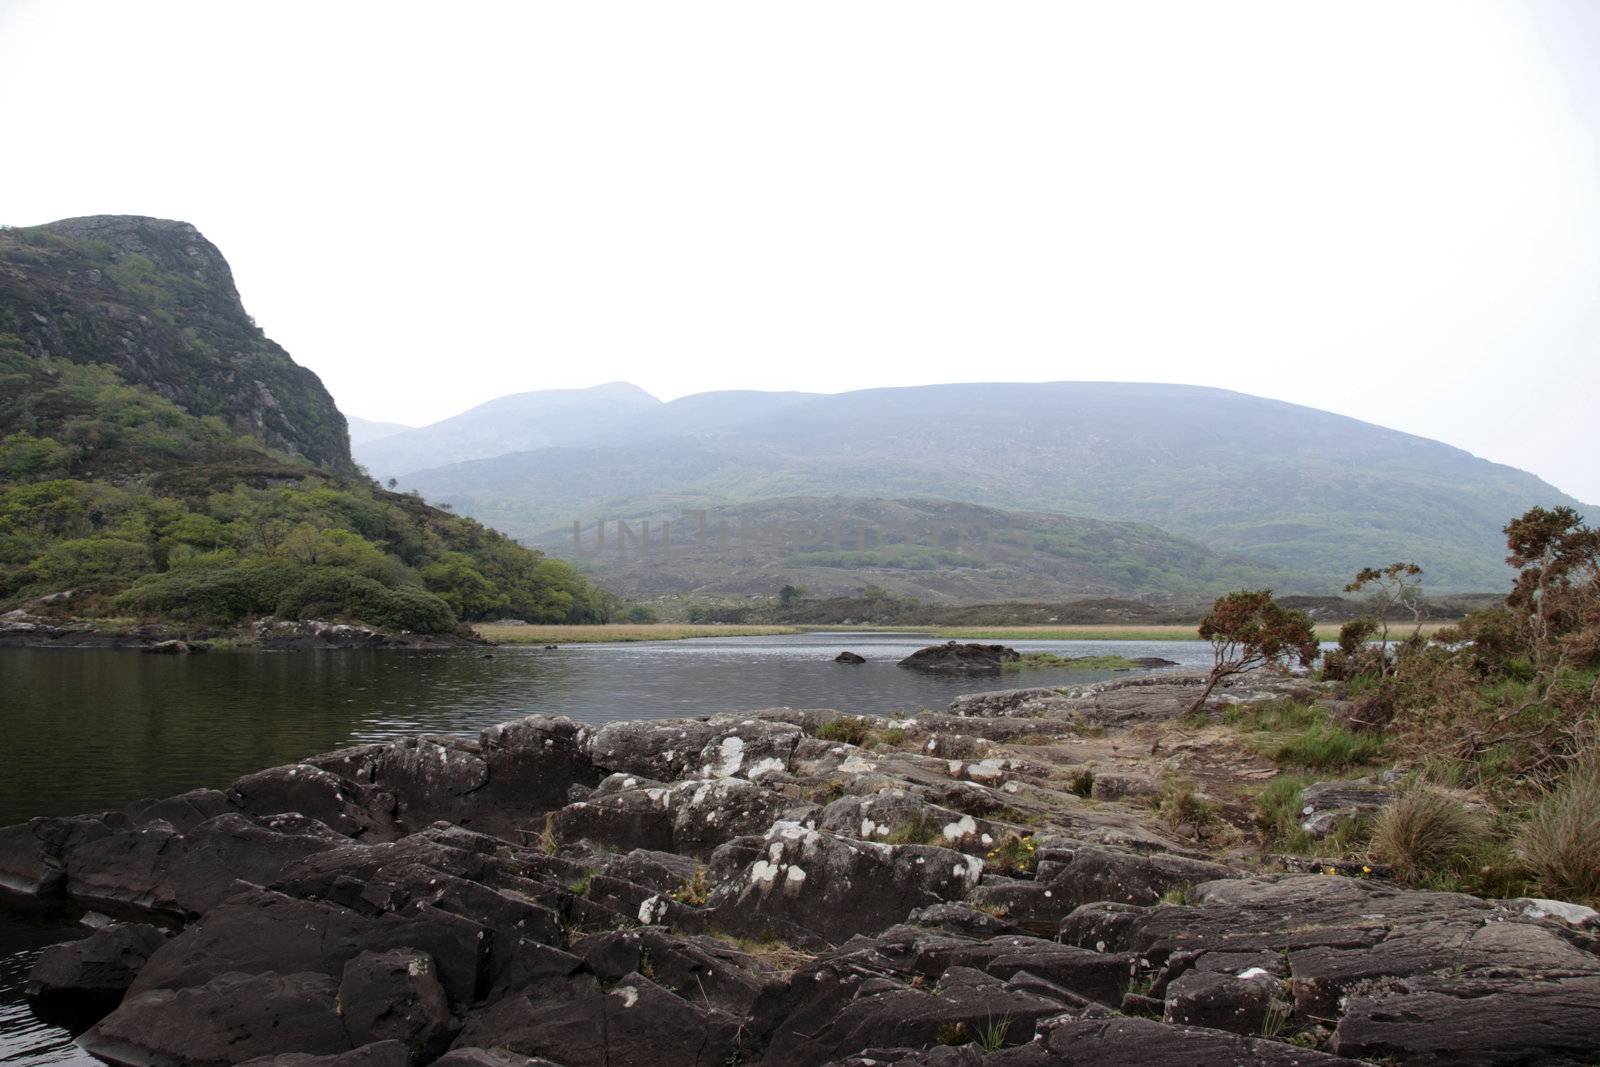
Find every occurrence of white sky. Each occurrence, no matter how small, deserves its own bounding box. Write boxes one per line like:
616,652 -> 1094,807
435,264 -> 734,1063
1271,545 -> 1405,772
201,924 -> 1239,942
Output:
2,1 -> 1597,501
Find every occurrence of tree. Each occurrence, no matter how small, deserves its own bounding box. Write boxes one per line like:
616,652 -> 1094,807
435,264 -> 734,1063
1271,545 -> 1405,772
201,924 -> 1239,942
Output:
1345,562 -> 1425,673
1502,506 -> 1600,675
778,583 -> 807,607
1188,590 -> 1318,717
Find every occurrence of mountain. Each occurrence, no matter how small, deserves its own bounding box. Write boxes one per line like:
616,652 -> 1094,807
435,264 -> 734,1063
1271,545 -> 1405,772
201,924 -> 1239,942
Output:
537,495 -> 1302,601
0,216 -> 350,470
347,415 -> 412,445
393,381 -> 1590,592
0,217 -> 615,632
353,385 -> 821,480
354,382 -> 662,478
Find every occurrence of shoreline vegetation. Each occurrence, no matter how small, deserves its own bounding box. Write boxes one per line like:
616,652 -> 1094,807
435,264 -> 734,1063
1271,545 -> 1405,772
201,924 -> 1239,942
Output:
470,621 -> 1459,645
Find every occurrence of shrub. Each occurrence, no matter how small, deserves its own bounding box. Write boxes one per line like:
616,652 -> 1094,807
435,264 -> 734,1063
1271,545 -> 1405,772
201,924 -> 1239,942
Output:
27,536 -> 149,587
882,815 -> 945,846
669,866 -> 711,906
1370,788 -> 1483,885
1188,590 -> 1319,716
1517,765 -> 1600,905
275,569 -> 457,633
816,716 -> 872,745
985,832 -> 1037,875
114,558 -> 304,621
1158,780 -> 1220,839
1338,618 -> 1378,656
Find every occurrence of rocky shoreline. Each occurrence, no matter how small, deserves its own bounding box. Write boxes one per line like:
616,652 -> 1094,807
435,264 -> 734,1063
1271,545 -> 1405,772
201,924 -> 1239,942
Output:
0,611 -> 486,652
3,675 -> 1597,1066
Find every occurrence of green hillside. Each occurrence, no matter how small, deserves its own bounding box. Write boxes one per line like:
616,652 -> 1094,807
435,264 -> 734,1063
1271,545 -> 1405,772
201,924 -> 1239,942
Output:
396,382 -> 1591,592
537,495 -> 1307,601
0,218 -> 615,633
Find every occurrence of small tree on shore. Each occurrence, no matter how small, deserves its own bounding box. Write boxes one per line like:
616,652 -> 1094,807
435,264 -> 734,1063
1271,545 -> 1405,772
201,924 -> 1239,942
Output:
1345,562 -> 1425,674
1188,590 -> 1318,717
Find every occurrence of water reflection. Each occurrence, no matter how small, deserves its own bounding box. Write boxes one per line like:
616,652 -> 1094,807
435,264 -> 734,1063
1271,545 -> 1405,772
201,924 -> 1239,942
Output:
0,631 -> 1208,1066
0,633 -> 1208,828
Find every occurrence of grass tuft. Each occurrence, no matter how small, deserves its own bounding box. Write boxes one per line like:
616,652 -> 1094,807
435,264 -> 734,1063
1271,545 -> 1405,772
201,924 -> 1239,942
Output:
1266,724 -> 1386,771
1369,788 -> 1483,885
1516,764 -> 1600,906
1157,779 -> 1220,839
816,716 -> 871,745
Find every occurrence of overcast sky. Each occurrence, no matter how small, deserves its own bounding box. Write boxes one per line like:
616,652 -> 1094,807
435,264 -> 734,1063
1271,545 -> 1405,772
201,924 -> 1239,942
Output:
3,1 -> 1597,501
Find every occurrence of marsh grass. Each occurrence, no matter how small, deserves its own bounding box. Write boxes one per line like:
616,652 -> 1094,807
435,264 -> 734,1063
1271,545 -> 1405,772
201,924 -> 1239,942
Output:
477,623 -> 802,644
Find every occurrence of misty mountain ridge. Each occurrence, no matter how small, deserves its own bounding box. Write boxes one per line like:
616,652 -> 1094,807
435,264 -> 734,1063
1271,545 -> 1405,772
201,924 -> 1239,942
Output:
346,415 -> 413,445
360,380 -> 1590,593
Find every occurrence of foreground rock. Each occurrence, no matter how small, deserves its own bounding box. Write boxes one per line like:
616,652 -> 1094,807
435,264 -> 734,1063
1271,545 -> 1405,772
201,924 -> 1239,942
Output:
4,696 -> 1598,1065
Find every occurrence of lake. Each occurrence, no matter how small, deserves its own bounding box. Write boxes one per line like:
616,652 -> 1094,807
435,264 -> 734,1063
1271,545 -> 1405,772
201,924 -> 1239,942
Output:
0,631 -> 1207,1064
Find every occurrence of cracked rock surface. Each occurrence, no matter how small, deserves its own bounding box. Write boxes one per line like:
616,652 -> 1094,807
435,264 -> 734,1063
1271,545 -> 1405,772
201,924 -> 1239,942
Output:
3,678 -> 1597,1065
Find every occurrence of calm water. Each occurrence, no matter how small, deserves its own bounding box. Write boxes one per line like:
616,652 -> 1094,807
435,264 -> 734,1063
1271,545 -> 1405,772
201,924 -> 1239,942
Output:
0,631 -> 1204,1062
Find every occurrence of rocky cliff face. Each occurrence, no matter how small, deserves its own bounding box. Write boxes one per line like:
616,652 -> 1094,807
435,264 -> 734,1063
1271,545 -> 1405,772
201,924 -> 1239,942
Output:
0,215 -> 350,470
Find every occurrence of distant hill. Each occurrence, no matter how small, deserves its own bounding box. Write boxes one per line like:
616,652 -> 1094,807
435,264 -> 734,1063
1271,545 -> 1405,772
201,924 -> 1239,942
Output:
0,217 -> 615,632
354,382 -> 664,478
347,415 -> 412,445
354,385 -> 821,480
534,495 -> 1305,600
392,381 -> 1590,592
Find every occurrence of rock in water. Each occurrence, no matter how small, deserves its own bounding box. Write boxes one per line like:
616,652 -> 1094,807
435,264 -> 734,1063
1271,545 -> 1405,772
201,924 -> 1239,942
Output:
898,641 -> 1020,673
26,922 -> 167,1000
834,650 -> 866,663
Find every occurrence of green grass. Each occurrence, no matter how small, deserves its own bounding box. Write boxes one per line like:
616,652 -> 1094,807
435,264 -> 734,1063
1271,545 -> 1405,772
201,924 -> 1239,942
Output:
1253,773 -> 1373,857
1266,724 -> 1386,771
1223,699 -> 1324,733
1224,699 -> 1386,773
